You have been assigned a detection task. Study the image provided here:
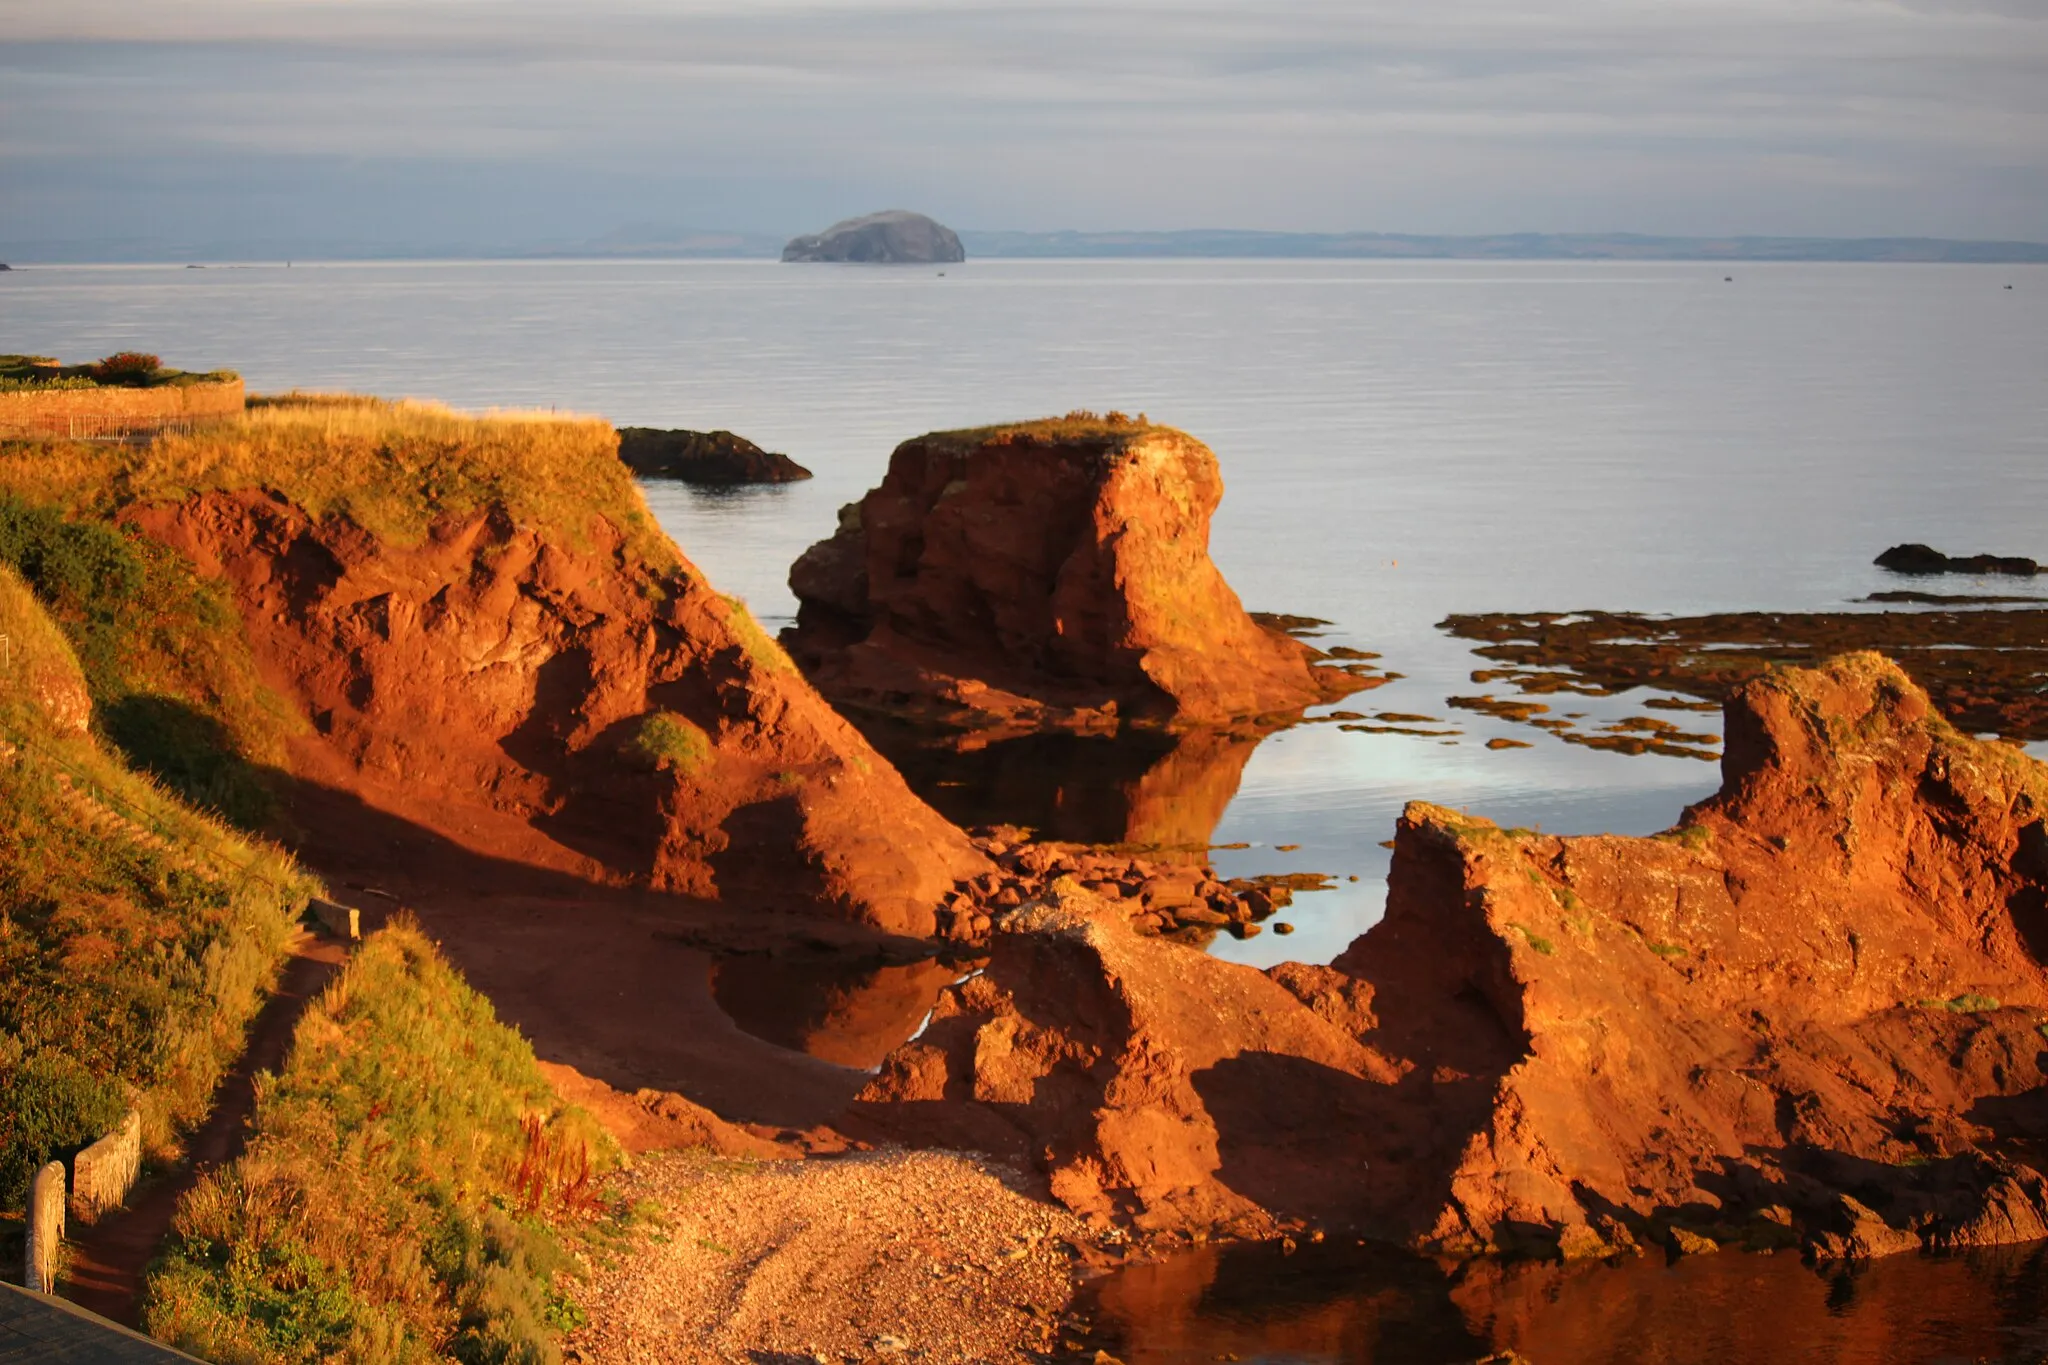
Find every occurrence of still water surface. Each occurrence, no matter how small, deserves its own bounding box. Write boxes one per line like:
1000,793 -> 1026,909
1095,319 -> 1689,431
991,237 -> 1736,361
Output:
7,259 -> 2042,965
7,257 -> 2047,1361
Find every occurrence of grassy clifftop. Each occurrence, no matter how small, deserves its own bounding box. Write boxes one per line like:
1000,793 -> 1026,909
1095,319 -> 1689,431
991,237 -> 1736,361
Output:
0,396 -> 666,563
0,564 -> 315,1210
147,920 -> 619,1364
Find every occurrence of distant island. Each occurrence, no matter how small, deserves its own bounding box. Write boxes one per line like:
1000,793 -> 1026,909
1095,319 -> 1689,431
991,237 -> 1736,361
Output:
782,211 -> 966,264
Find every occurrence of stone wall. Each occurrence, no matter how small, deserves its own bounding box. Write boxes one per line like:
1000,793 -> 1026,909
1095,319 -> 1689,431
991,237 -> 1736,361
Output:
69,1110 -> 141,1225
0,380 -> 245,438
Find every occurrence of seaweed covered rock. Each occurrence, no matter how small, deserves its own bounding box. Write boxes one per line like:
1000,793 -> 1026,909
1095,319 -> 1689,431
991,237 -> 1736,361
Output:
617,428 -> 812,485
786,417 -> 1362,733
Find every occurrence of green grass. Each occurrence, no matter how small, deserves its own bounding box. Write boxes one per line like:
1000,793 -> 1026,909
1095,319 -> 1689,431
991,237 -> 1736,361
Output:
0,353 -> 239,390
922,409 -> 1159,448
146,919 -> 620,1365
631,712 -> 712,775
0,495 -> 294,826
0,565 -> 315,1208
1509,923 -> 1557,956
717,594 -> 795,675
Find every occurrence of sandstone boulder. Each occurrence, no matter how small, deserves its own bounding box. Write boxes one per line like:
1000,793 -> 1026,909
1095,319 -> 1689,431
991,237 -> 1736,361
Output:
785,417 -> 1362,732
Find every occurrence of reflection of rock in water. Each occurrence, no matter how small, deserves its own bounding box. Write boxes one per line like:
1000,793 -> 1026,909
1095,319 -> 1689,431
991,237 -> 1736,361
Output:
711,954 -> 965,1071
1080,1237 -> 2043,1364
856,721 -> 1261,849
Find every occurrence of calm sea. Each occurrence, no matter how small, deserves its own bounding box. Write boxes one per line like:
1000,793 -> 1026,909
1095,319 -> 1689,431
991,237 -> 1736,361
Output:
5,257 -> 2046,967
7,258 -> 2048,1360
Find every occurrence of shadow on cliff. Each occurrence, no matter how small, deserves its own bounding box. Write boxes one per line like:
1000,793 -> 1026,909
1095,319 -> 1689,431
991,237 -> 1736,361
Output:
263,768 -> 925,1128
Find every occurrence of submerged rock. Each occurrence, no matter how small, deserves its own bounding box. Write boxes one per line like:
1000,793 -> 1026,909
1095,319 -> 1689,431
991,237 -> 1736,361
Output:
852,654 -> 2048,1256
617,427 -> 812,485
784,416 -> 1368,732
782,210 -> 966,264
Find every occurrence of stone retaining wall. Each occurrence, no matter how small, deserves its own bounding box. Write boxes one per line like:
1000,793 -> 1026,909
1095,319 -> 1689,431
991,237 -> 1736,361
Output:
69,1110 -> 141,1225
0,380 -> 244,438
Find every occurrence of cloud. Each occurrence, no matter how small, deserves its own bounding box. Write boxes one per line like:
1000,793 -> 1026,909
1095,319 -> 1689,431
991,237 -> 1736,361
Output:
1,0 -> 2043,246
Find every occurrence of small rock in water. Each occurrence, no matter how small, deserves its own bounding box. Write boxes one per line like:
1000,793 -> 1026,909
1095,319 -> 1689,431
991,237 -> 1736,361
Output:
1273,922 -> 1295,935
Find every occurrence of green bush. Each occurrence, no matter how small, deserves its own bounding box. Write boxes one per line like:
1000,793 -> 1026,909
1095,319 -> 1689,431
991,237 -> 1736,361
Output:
0,1046 -> 128,1206
631,711 -> 712,775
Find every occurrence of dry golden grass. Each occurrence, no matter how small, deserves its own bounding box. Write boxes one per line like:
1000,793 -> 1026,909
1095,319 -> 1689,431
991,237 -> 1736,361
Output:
925,408 -> 1161,447
0,396 -> 673,564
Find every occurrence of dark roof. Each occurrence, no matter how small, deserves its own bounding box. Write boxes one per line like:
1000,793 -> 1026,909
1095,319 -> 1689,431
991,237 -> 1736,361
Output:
0,1284 -> 205,1364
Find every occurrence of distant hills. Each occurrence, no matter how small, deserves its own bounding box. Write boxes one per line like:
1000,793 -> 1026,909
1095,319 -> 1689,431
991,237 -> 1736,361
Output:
4,228 -> 2044,265
956,230 -> 2048,263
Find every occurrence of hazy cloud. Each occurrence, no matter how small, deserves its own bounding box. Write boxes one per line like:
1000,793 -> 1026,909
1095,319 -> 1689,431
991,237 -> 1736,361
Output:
2,0 -> 2044,252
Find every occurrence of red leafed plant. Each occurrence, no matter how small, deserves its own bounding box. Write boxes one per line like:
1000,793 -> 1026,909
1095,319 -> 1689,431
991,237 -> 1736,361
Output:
90,352 -> 161,385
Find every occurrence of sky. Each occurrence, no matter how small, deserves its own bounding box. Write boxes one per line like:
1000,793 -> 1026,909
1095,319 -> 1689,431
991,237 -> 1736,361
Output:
3,0 -> 2046,255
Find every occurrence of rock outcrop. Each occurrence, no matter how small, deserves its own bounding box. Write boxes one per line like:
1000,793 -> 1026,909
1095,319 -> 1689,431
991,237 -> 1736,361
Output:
782,211 -> 965,264
848,880 -> 1397,1235
618,428 -> 813,485
131,489 -> 986,935
852,654 -> 2048,1256
785,417 -> 1367,733
1876,542 -> 2038,576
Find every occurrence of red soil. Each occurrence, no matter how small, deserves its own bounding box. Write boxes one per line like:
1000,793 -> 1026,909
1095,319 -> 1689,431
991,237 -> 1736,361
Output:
131,491 -> 986,936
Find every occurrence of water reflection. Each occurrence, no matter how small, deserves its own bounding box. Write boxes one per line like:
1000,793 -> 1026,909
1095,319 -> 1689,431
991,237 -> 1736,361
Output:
856,720 -> 1263,852
1080,1238 -> 2048,1364
709,953 -> 970,1071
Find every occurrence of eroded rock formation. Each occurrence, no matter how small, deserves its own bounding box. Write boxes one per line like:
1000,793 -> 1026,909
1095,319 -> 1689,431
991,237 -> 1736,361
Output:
131,490 -> 986,935
852,654 -> 2048,1257
786,418 -> 1366,733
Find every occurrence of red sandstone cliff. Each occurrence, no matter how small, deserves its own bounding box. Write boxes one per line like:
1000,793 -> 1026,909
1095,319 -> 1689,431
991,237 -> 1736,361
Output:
131,489 -> 987,935
853,654 -> 2048,1255
785,418 -> 1360,733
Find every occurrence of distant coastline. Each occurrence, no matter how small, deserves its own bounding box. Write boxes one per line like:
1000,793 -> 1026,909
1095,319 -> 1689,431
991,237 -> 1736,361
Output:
5,228 -> 2046,265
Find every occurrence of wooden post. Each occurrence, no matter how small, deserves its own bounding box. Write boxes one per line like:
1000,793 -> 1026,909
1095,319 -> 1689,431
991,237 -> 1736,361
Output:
24,1160 -> 63,1292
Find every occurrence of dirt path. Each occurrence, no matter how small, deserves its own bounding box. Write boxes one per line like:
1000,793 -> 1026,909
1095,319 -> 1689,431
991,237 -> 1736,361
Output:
60,932 -> 348,1327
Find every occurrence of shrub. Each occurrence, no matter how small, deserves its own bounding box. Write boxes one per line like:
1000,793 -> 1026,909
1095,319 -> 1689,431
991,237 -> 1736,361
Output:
90,352 -> 163,386
0,1046 -> 128,1206
630,712 -> 712,775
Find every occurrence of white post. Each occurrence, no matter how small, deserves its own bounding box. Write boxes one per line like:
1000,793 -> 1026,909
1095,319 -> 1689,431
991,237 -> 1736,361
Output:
24,1159 -> 64,1292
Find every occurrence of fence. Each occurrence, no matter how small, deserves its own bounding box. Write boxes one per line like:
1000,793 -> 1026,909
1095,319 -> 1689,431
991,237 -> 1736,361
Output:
0,380 -> 245,439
